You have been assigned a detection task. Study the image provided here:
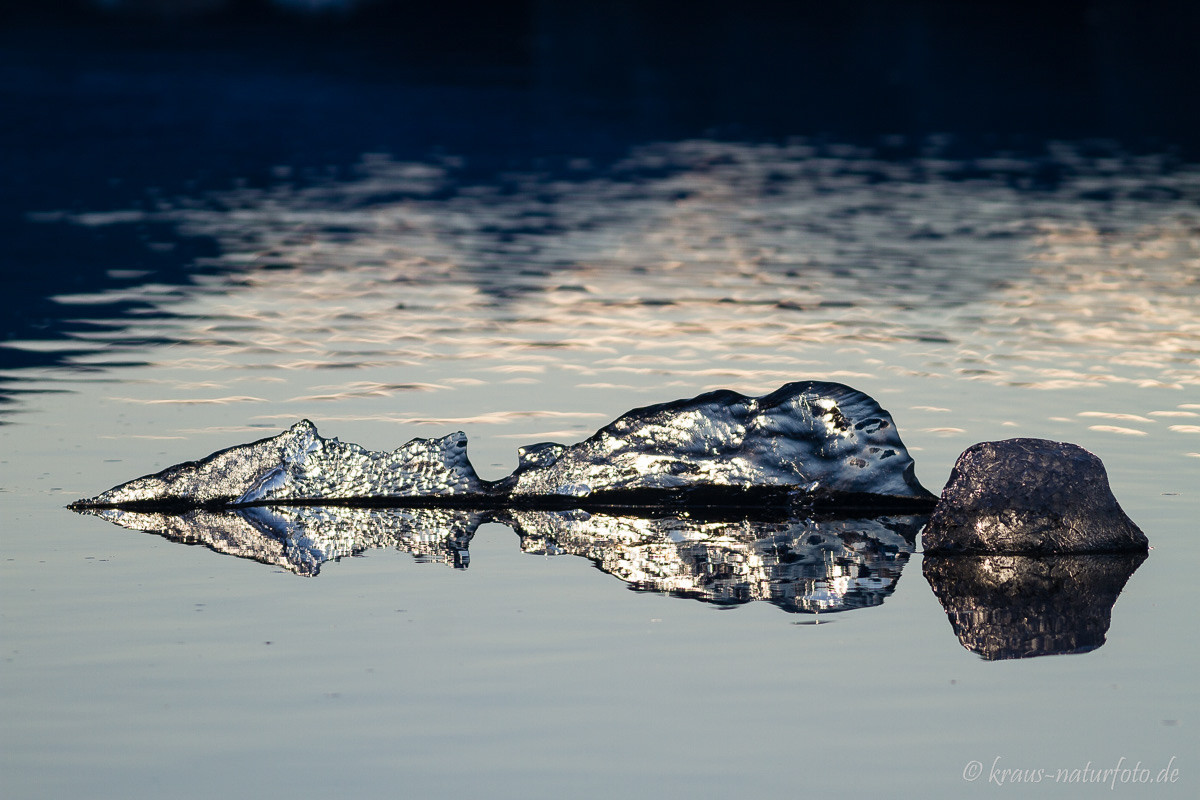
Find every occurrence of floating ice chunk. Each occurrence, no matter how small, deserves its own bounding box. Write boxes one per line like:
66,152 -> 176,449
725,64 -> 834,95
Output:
236,430 -> 484,504
75,421 -> 323,509
504,381 -> 933,506
72,381 -> 934,511
73,420 -> 489,510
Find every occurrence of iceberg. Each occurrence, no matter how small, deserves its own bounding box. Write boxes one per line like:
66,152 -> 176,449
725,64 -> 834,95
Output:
502,381 -> 931,508
71,381 -> 935,513
72,420 -> 493,510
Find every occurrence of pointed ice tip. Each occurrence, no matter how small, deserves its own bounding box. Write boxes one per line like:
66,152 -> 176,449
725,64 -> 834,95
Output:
289,419 -> 319,436
69,422 -> 319,511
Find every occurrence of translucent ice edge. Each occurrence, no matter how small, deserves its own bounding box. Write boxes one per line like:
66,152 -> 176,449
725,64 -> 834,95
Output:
71,381 -> 937,513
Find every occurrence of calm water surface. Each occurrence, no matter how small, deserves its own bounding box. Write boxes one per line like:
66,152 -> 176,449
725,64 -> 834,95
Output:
3,138 -> 1198,798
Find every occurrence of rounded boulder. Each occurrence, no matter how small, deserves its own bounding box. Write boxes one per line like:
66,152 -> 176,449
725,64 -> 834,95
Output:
922,438 -> 1148,555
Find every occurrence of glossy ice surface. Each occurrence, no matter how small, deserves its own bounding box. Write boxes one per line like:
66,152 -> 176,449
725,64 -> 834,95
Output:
75,420 -> 487,508
507,381 -> 930,501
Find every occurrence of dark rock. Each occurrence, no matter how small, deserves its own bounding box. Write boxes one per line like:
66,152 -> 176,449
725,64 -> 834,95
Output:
923,552 -> 1146,659
922,438 -> 1148,554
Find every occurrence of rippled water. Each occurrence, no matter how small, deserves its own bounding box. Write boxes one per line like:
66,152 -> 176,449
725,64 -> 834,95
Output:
15,141 -> 1200,449
4,136 -> 1198,798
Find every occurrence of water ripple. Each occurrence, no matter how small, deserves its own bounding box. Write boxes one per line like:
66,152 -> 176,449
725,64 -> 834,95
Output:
6,139 -> 1199,452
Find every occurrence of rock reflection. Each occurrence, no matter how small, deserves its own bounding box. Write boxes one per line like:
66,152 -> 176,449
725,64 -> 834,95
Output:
506,511 -> 924,614
922,553 -> 1146,660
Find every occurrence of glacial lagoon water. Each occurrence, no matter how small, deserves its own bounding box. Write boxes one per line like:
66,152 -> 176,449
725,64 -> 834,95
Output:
3,136 -> 1199,798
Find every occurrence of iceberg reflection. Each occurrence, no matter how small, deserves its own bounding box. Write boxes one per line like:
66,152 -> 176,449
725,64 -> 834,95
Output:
83,506 -> 483,576
82,504 -> 922,614
81,505 -> 1148,650
505,510 -> 923,614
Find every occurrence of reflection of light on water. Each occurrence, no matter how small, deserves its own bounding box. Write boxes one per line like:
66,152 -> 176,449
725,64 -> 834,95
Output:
13,140 -> 1200,459
1088,425 -> 1149,436
961,219 -> 1200,392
